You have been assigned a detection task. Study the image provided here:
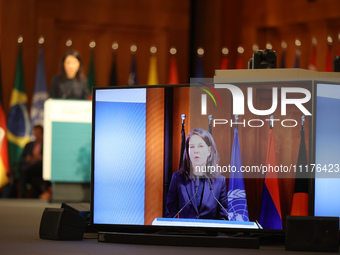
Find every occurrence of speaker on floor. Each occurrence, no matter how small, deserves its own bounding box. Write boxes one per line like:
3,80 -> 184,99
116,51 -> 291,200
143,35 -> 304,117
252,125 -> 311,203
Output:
285,216 -> 339,252
61,203 -> 90,221
39,208 -> 86,240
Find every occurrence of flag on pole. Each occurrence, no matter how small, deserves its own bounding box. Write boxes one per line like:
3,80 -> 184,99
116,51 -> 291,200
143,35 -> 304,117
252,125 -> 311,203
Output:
236,46 -> 244,69
308,44 -> 317,71
325,44 -> 333,72
30,46 -> 48,129
196,54 -> 204,78
88,48 -> 96,94
294,49 -> 300,68
258,129 -> 282,229
280,41 -> 287,68
168,53 -> 179,84
0,52 -> 10,189
280,49 -> 286,68
220,55 -> 229,70
147,51 -> 159,85
220,47 -> 229,69
128,52 -> 138,85
227,127 -> 249,221
291,125 -> 308,216
178,118 -> 185,169
236,55 -> 243,69
7,44 -> 31,173
109,48 -> 118,86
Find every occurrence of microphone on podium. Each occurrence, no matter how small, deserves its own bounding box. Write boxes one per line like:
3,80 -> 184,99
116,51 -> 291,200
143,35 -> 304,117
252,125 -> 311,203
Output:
173,177 -> 199,218
207,178 -> 229,219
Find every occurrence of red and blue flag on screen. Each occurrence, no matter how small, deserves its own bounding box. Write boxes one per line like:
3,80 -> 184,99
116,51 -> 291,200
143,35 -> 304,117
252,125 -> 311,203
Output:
227,127 -> 249,221
258,129 -> 282,229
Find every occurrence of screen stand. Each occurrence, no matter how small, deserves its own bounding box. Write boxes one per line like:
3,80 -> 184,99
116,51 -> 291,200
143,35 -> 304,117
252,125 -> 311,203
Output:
98,231 -> 259,249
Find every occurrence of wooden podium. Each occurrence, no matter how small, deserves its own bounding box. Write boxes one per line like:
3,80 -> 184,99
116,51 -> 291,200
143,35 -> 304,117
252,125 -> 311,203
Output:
43,99 -> 92,202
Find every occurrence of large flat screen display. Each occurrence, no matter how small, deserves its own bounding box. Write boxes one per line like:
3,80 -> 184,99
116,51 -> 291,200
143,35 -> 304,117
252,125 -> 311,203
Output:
314,82 -> 340,228
91,81 -> 313,233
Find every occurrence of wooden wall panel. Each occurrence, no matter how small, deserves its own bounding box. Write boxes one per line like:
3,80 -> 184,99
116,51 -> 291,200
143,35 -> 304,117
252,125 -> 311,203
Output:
241,0 -> 340,71
0,0 -> 190,114
145,88 -> 164,225
190,0 -> 340,74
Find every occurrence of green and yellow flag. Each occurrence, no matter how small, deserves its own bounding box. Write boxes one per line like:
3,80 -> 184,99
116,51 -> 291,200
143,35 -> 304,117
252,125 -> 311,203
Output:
7,45 -> 30,173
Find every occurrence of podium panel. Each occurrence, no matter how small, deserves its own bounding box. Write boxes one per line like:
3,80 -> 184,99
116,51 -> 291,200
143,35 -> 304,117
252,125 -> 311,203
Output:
152,217 -> 259,229
43,99 -> 92,201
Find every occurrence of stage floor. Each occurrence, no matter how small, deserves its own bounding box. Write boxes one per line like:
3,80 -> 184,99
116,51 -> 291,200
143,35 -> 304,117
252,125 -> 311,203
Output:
0,199 -> 326,255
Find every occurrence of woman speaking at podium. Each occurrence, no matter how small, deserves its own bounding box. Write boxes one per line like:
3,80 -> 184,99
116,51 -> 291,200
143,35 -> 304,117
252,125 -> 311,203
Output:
165,128 -> 229,220
49,50 -> 90,99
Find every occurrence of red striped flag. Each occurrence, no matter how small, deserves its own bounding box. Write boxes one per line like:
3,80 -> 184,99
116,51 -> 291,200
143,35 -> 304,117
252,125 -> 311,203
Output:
168,54 -> 179,84
259,129 -> 282,229
325,44 -> 333,72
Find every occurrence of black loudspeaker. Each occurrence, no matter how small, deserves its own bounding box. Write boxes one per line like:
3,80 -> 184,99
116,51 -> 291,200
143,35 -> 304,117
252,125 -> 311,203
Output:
39,208 -> 86,240
285,216 -> 339,252
61,203 -> 90,220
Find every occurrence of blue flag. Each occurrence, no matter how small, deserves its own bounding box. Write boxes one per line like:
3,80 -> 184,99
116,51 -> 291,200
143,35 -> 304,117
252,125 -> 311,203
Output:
294,49 -> 300,68
128,53 -> 138,85
227,127 -> 249,221
196,55 -> 204,78
30,46 -> 48,129
280,50 -> 286,68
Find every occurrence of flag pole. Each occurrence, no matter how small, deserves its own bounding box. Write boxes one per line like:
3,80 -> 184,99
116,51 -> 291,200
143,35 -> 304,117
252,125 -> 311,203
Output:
280,41 -> 287,68
269,115 -> 274,129
294,39 -> 301,68
38,36 -> 44,45
301,115 -> 305,130
66,39 -> 72,48
181,114 -> 186,129
109,42 -> 119,86
178,114 -> 186,169
208,114 -> 213,134
235,114 -> 239,129
128,44 -> 137,85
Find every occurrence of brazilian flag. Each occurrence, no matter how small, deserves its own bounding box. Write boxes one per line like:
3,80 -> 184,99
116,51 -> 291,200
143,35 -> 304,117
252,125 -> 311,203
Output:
7,45 -> 30,173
